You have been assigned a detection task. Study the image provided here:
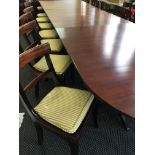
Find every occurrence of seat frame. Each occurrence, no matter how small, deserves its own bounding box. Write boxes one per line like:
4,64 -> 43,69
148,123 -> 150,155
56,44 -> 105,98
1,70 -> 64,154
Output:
19,43 -> 98,155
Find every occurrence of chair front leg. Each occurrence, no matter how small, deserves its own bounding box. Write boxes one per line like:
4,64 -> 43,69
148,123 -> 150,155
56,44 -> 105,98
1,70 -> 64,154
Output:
93,101 -> 99,128
120,114 -> 130,131
35,82 -> 39,98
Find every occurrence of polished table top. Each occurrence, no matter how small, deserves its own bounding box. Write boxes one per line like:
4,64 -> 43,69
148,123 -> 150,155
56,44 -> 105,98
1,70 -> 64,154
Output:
40,0 -> 128,28
40,0 -> 135,117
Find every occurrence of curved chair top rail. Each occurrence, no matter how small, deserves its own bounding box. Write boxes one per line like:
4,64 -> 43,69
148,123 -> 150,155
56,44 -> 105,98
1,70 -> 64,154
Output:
19,12 -> 34,25
19,43 -> 51,70
24,1 -> 32,8
23,6 -> 34,13
19,20 -> 38,36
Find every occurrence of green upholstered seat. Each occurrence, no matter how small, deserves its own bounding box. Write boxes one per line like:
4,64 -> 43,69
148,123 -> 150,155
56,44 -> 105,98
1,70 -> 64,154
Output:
37,6 -> 43,11
39,30 -> 58,39
34,87 -> 94,133
33,54 -> 72,75
41,39 -> 63,52
37,13 -> 47,17
38,23 -> 53,29
36,17 -> 50,23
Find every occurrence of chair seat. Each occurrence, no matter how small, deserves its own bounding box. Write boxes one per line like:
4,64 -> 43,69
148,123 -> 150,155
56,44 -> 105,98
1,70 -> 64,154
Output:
39,30 -> 58,39
33,54 -> 72,75
34,87 -> 94,133
41,39 -> 63,52
38,23 -> 53,29
36,17 -> 50,23
37,13 -> 47,17
37,6 -> 43,11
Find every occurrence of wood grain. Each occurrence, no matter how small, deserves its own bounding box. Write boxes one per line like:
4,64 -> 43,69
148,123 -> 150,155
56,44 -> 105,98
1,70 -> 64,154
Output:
56,23 -> 135,117
19,43 -> 51,70
40,0 -> 135,117
40,0 -> 129,28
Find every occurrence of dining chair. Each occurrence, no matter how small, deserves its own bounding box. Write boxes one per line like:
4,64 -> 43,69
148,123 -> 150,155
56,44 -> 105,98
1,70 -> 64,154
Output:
123,0 -> 135,23
19,19 -> 64,54
23,1 -> 44,14
23,6 -> 50,25
100,1 -> 111,13
19,11 -> 53,30
20,10 -> 58,39
112,5 -> 130,20
19,43 -> 98,155
91,0 -> 100,8
82,0 -> 90,3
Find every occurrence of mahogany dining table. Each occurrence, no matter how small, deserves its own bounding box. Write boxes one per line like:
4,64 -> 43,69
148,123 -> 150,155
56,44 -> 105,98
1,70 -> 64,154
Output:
39,0 -> 135,118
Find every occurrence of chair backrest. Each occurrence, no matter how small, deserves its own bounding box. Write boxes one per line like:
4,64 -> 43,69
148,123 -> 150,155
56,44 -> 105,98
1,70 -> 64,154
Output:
20,44 -> 50,112
101,1 -> 111,12
23,5 -> 38,18
19,43 -> 58,119
19,11 -> 34,25
23,6 -> 34,13
24,0 -> 40,8
24,1 -> 32,8
91,0 -> 99,8
20,44 -> 51,71
118,7 -> 130,19
19,20 -> 41,52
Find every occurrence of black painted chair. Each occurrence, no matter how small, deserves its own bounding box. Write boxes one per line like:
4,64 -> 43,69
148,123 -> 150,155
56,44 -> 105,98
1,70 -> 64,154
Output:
82,0 -> 90,3
19,43 -> 98,155
100,1 -> 112,13
91,0 -> 100,8
112,5 -> 130,20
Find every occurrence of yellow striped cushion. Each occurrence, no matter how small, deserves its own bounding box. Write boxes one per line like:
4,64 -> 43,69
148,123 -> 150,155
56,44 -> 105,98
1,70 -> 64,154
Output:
33,54 -> 72,75
39,30 -> 58,39
38,23 -> 53,29
36,17 -> 50,23
37,13 -> 47,17
37,6 -> 43,11
41,39 -> 63,52
34,87 -> 94,133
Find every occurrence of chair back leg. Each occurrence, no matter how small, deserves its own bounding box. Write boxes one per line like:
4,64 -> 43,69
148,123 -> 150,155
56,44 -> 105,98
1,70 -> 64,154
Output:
67,137 -> 79,155
93,101 -> 99,128
34,123 -> 43,145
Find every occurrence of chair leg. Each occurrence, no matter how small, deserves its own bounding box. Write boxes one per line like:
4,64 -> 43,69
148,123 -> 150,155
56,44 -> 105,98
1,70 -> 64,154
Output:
68,64 -> 75,86
72,65 -> 78,86
60,75 -> 66,86
67,138 -> 79,155
93,102 -> 99,128
35,82 -> 39,98
19,44 -> 23,54
120,114 -> 130,131
34,123 -> 43,145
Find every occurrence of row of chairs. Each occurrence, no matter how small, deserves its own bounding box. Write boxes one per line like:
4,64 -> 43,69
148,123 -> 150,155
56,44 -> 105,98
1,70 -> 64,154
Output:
83,0 -> 135,23
19,1 -> 99,155
19,2 -> 73,86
